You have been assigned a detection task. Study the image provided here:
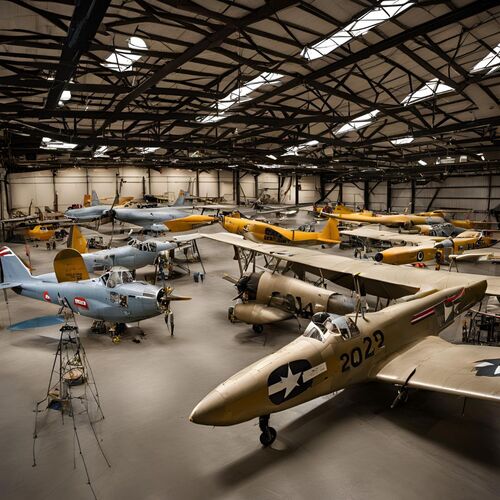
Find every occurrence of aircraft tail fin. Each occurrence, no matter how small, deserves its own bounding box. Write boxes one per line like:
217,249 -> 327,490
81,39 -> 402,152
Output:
334,203 -> 353,214
91,190 -> 100,206
318,218 -> 340,244
68,226 -> 88,254
0,246 -> 32,288
172,190 -> 188,207
54,249 -> 90,283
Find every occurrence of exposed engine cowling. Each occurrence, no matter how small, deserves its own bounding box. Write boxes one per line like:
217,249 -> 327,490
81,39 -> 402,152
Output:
434,238 -> 454,249
231,271 -> 356,325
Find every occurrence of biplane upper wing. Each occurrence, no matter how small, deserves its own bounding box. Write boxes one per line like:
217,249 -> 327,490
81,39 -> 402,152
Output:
373,336 -> 500,402
204,232 -> 500,298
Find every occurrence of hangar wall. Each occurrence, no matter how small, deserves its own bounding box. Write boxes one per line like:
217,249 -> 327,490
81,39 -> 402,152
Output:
324,175 -> 499,215
6,169 -> 499,215
6,168 -> 317,212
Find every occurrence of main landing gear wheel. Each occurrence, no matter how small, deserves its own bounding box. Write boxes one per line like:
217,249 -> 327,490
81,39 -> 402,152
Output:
252,324 -> 264,334
258,415 -> 277,447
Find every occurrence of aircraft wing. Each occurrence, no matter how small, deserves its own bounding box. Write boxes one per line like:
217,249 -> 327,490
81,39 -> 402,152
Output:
0,281 -> 22,290
373,336 -> 500,403
340,225 -> 432,245
203,232 -> 500,298
169,233 -> 203,243
450,252 -> 500,263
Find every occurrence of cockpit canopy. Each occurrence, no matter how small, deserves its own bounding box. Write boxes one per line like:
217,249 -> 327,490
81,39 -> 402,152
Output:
128,239 -> 158,252
303,312 -> 360,342
101,268 -> 134,288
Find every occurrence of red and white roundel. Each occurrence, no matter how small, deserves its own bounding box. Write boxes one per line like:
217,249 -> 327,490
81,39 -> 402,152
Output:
43,291 -> 51,302
74,297 -> 89,309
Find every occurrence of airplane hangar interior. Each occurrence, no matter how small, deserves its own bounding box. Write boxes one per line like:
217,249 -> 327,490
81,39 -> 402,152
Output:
0,1 -> 499,499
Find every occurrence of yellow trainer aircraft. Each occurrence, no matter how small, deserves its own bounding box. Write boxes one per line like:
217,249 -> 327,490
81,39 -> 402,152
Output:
221,212 -> 341,246
341,225 -> 496,265
190,280 -> 499,446
323,204 -> 472,231
25,225 -> 56,241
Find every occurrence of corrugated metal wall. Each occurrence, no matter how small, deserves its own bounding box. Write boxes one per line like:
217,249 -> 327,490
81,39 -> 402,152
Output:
8,170 -> 499,215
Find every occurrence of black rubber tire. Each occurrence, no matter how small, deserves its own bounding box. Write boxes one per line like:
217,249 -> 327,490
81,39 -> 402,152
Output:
259,427 -> 277,447
252,324 -> 264,334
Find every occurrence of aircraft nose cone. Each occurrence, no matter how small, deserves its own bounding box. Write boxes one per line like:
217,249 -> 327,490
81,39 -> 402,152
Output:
374,252 -> 383,262
190,389 -> 227,425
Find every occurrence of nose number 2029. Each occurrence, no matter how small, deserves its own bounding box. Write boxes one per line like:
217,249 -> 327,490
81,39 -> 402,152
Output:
340,331 -> 385,372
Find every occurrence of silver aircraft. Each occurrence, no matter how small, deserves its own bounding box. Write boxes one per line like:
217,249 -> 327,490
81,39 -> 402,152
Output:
64,191 -> 113,222
65,190 -> 215,233
68,225 -> 197,272
0,246 -> 188,331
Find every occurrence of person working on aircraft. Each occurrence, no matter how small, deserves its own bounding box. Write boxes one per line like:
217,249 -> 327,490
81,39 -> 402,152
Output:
323,203 -> 333,214
435,251 -> 442,271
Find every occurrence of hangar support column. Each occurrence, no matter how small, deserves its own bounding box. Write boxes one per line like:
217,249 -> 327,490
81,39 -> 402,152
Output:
410,180 -> 416,213
364,180 -> 370,210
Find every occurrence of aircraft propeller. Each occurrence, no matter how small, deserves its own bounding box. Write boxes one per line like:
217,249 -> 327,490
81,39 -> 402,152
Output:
156,286 -> 191,336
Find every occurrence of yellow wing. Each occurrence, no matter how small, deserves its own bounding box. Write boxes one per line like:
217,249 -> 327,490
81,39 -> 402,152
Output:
373,336 -> 500,402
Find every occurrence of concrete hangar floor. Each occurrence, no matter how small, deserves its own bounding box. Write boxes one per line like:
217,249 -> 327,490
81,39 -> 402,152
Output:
0,223 -> 498,500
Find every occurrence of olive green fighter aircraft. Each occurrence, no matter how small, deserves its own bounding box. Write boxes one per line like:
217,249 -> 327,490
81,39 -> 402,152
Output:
190,280 -> 500,446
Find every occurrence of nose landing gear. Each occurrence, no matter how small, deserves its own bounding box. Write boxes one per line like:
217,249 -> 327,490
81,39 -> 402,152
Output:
258,414 -> 277,447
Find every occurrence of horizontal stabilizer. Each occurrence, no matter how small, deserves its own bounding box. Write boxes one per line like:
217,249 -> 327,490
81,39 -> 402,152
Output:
0,281 -> 22,290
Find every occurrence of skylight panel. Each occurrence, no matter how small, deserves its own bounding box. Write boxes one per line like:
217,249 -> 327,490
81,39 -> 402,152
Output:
41,137 -> 77,150
103,36 -> 148,72
401,78 -> 454,106
217,72 -> 282,111
391,136 -> 414,145
417,159 -> 427,166
282,140 -> 319,156
336,110 -> 380,136
196,114 -> 226,124
197,72 -> 282,124
94,146 -> 109,158
301,1 -> 413,61
471,42 -> 500,75
138,147 -> 159,154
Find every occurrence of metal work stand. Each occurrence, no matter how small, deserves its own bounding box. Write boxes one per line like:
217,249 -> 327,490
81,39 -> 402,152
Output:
32,310 -> 110,499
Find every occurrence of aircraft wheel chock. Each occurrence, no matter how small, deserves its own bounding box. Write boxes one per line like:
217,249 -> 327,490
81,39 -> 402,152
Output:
252,324 -> 264,334
259,427 -> 277,447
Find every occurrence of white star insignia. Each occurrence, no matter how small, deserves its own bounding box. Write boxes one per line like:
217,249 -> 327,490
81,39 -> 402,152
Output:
268,366 -> 302,398
475,361 -> 500,375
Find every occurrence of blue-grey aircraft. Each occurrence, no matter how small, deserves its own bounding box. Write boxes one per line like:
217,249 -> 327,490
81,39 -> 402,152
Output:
68,226 -> 198,272
0,246 -> 189,334
110,206 -> 216,233
64,190 -> 114,222
65,190 -> 216,233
